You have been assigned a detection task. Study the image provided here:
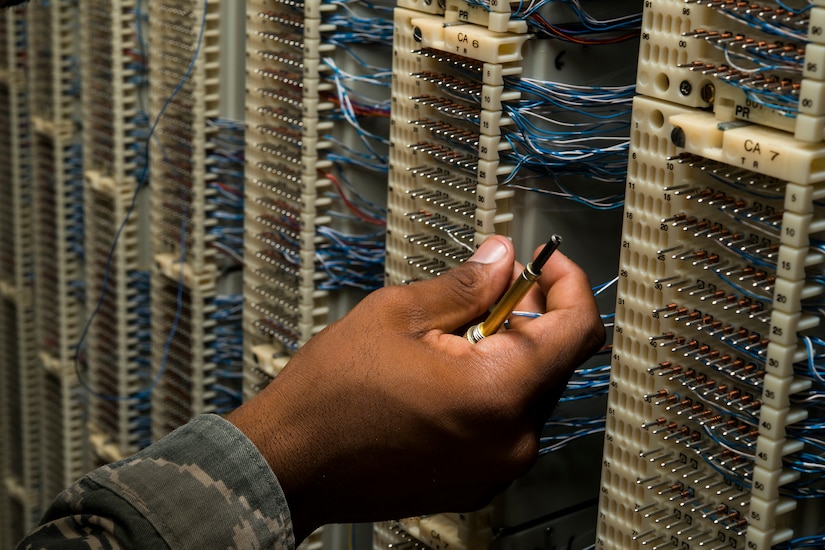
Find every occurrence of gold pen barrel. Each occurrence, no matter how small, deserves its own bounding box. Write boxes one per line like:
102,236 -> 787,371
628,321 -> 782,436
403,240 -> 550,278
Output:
466,263 -> 540,343
477,262 -> 540,338
465,235 -> 560,344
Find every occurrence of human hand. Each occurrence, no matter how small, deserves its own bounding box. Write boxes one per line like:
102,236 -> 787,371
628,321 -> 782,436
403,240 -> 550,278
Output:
227,235 -> 605,541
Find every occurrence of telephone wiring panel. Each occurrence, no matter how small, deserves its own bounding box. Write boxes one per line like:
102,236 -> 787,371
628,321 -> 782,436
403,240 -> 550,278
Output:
597,1 -> 825,549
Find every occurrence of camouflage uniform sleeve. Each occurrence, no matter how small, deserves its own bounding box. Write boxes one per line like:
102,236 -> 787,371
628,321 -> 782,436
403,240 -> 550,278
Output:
17,414 -> 296,550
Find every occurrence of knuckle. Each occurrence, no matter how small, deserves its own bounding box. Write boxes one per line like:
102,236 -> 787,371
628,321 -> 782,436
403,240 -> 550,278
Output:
359,285 -> 423,325
509,432 -> 539,477
364,284 -> 407,308
557,307 -> 605,359
440,262 -> 483,303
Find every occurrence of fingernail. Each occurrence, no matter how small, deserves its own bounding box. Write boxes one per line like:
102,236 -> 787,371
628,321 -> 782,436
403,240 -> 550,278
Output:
468,238 -> 507,264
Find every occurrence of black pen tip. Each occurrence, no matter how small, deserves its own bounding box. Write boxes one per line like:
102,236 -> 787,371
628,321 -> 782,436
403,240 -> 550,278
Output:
534,234 -> 562,271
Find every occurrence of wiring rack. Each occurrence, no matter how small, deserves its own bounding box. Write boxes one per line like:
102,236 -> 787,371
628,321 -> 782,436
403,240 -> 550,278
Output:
0,6 -> 36,545
80,0 -> 154,463
243,0 -> 339,394
27,0 -> 89,519
148,0 -> 244,440
597,1 -> 825,549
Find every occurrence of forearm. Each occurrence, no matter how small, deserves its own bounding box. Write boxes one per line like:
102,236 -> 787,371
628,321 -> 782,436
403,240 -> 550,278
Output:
18,415 -> 295,550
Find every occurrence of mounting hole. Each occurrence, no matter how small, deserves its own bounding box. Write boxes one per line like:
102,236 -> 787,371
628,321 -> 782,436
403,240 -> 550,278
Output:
655,72 -> 670,93
650,109 -> 665,129
637,70 -> 650,86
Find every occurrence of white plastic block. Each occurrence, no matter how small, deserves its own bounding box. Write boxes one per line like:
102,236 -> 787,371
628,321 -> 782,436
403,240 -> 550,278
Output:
804,43 -> 825,80
478,86 -> 519,112
784,182 -> 823,215
761,373 -> 813,409
418,515 -> 468,550
668,110 -> 723,150
750,466 -> 800,502
772,278 -> 805,315
799,78 -> 825,116
746,526 -> 794,550
487,13 -> 526,34
443,0 -> 493,27
476,184 -> 513,208
756,403 -> 808,440
780,211 -> 815,248
809,7 -> 825,44
302,19 -> 334,40
793,113 -> 825,143
477,135 -> 503,161
443,0 -> 527,33
474,207 -> 512,233
753,437 -> 804,471
250,344 -> 289,376
670,112 -> 825,184
766,342 -> 807,377
479,111 -> 511,136
748,495 -> 797,531
154,253 -> 201,290
409,16 -> 529,64
773,278 -> 825,314
769,310 -> 816,347
476,159 -> 499,185
777,245 -> 825,282
769,310 -> 799,346
303,0 -> 336,18
720,121 -> 825,183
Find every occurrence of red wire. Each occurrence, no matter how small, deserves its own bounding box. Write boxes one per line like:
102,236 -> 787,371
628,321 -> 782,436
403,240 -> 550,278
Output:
324,171 -> 386,226
530,15 -> 639,45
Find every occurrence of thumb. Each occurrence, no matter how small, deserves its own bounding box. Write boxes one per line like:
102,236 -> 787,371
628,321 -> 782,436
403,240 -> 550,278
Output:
407,235 -> 515,333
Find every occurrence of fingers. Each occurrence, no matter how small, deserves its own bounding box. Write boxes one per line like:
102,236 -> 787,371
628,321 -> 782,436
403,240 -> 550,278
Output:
477,251 -> 605,402
527,251 -> 605,381
538,251 -> 600,317
398,235 -> 517,334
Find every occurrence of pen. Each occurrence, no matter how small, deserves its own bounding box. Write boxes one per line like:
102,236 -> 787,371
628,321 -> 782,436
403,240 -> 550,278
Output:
465,234 -> 562,344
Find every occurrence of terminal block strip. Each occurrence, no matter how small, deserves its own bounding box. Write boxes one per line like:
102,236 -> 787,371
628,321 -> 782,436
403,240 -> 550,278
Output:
148,0 -> 244,440
27,0 -> 89,516
80,0 -> 153,462
385,7 -> 525,285
243,0 -> 339,396
597,66 -> 825,550
598,2 -> 825,549
0,7 -> 38,543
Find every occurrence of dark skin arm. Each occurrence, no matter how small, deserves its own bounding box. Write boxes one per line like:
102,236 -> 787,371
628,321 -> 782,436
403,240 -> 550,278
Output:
228,235 -> 605,542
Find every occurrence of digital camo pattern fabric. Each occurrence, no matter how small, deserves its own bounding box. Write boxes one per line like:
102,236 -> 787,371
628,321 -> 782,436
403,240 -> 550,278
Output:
18,415 -> 295,549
